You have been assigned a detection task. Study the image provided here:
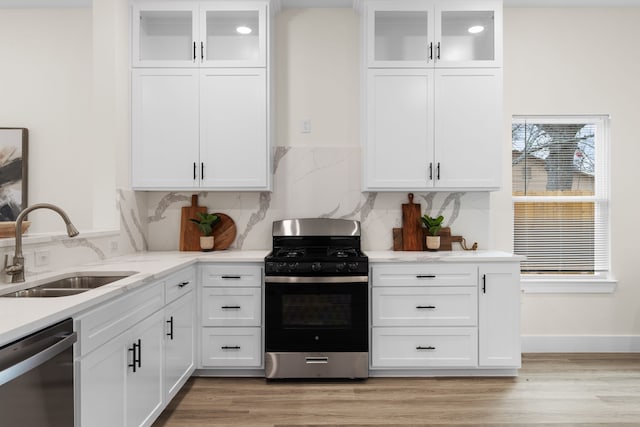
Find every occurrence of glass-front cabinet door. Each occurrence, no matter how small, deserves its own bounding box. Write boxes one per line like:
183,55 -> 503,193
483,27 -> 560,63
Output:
201,3 -> 266,67
367,2 -> 435,68
366,0 -> 502,68
434,2 -> 502,68
132,1 -> 267,68
132,2 -> 199,68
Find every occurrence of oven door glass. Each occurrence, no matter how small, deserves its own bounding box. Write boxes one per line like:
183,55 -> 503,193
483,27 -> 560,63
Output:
265,281 -> 368,352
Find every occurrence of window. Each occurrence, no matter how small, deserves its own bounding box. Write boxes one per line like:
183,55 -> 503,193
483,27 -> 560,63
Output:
512,116 -> 614,293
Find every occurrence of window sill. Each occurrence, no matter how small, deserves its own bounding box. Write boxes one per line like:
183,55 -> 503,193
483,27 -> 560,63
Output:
521,277 -> 617,294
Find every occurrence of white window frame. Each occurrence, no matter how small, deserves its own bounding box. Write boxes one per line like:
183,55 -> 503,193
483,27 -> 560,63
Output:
512,115 -> 616,294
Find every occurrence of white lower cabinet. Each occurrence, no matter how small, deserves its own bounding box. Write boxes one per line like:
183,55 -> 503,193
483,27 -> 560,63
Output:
80,310 -> 164,427
198,263 -> 263,371
164,291 -> 195,401
78,266 -> 196,427
478,263 -> 521,368
163,268 -> 196,401
370,261 -> 520,374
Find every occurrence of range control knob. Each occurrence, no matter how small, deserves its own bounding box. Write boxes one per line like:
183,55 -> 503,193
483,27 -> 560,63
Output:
276,262 -> 287,273
288,262 -> 298,272
336,262 -> 347,272
348,262 -> 359,271
311,262 -> 322,272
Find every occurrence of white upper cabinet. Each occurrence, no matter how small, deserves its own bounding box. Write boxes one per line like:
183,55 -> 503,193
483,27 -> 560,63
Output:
366,0 -> 502,68
132,1 -> 267,68
131,0 -> 272,191
361,0 -> 503,191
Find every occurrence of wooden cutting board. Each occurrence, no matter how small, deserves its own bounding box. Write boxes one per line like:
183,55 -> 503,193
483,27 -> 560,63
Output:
212,213 -> 237,250
401,193 -> 423,251
179,195 -> 207,251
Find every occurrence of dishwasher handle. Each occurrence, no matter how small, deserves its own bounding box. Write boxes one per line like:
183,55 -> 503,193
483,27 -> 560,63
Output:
0,331 -> 77,387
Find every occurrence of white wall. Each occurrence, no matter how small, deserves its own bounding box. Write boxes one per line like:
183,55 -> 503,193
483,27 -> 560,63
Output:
0,9 -> 96,233
276,8 -> 359,147
494,8 -> 640,341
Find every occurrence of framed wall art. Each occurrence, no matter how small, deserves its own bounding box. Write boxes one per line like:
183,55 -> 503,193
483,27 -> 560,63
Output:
0,128 -> 28,221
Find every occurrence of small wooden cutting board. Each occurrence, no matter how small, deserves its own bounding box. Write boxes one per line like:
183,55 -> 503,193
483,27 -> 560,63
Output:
179,195 -> 207,251
401,193 -> 423,251
212,213 -> 237,250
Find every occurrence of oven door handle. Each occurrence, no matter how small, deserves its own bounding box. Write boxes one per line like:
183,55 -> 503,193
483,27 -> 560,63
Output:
305,356 -> 329,364
265,276 -> 368,284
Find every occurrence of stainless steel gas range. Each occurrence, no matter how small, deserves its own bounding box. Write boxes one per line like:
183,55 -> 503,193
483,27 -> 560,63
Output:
264,218 -> 368,379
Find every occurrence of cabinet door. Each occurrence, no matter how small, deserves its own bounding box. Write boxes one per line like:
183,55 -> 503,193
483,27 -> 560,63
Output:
365,68 -> 434,190
434,1 -> 502,68
478,263 -> 521,367
165,291 -> 195,402
366,1 -> 435,68
126,310 -> 164,427
80,333 -> 127,427
199,68 -> 268,189
132,69 -> 200,189
200,2 -> 267,67
434,68 -> 501,189
132,2 -> 199,68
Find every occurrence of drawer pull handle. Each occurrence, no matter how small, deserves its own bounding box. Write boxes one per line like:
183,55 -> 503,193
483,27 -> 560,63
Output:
178,281 -> 190,288
221,346 -> 241,350
221,275 -> 241,280
416,275 -> 436,279
221,305 -> 241,310
416,305 -> 436,309
416,346 -> 436,350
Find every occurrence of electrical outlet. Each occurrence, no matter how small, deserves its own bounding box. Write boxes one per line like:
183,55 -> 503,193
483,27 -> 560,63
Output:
35,250 -> 50,267
110,240 -> 119,253
301,119 -> 311,134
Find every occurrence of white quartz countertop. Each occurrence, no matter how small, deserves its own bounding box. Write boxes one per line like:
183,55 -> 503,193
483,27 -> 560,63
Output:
0,249 -> 520,346
0,250 -> 268,346
366,250 -> 525,262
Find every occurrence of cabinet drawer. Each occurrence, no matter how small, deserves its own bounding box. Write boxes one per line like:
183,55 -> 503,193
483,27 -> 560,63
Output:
372,286 -> 477,327
201,263 -> 262,287
76,283 -> 164,356
371,327 -> 478,368
165,266 -> 196,304
372,264 -> 477,287
201,287 -> 261,327
201,327 -> 262,368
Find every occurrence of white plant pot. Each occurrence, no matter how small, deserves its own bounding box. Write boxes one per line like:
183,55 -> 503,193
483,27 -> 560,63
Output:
200,235 -> 214,251
426,235 -> 440,250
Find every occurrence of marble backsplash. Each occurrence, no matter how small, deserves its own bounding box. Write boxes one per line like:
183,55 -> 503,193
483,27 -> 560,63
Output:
121,146 -> 492,252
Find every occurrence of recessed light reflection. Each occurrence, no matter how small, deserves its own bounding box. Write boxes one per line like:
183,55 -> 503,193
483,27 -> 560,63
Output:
468,25 -> 485,34
236,26 -> 252,35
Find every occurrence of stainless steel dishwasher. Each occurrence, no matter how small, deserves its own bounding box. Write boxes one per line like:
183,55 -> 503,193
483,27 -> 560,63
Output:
0,318 -> 77,426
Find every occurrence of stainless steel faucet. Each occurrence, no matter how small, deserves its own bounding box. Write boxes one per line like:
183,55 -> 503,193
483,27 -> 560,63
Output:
4,204 -> 79,283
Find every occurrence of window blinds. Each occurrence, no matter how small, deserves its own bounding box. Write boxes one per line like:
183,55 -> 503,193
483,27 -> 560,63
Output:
512,116 -> 609,277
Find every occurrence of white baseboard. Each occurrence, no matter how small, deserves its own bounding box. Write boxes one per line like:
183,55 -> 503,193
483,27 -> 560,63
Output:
522,335 -> 640,352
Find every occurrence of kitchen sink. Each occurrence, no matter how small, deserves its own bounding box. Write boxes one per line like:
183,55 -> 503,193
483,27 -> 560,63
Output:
0,272 -> 136,298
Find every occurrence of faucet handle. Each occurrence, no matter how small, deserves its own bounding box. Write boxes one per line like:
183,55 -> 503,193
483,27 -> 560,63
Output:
4,254 -> 22,276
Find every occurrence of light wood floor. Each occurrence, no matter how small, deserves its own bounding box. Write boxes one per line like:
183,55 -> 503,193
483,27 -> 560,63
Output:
153,354 -> 640,426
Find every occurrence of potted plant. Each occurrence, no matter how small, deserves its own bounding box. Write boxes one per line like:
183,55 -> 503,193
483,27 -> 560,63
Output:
189,212 -> 220,251
421,214 -> 444,250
